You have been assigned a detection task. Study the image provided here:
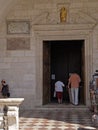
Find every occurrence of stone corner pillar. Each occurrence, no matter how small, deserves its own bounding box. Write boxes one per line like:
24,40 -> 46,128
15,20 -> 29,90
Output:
0,98 -> 24,130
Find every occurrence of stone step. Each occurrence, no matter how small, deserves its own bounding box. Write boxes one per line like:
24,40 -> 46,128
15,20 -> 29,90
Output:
35,103 -> 89,110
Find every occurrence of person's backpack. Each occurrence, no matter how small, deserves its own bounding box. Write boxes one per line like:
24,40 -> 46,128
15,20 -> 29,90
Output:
1,84 -> 10,97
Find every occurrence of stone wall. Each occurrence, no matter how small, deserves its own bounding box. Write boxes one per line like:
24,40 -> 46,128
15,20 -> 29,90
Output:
0,0 -> 98,109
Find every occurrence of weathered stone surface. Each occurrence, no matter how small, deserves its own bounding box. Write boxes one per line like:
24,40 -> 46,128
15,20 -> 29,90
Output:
7,38 -> 30,50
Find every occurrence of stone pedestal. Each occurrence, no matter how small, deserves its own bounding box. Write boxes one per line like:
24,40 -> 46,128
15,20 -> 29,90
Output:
0,98 -> 24,130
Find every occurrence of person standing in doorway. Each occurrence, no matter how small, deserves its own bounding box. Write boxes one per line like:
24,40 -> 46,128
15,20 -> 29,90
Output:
67,73 -> 72,103
68,73 -> 81,105
55,80 -> 65,104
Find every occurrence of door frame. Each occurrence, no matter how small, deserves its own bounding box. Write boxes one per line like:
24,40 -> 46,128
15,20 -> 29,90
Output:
43,41 -> 51,104
34,24 -> 93,107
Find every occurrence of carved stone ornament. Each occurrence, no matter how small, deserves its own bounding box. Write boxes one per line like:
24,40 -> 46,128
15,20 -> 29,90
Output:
31,7 -> 96,25
32,11 -> 58,25
60,7 -> 67,23
7,21 -> 30,34
69,11 -> 96,24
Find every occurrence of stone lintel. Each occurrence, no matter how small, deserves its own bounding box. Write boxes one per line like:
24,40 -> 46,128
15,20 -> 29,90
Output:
33,24 -> 95,31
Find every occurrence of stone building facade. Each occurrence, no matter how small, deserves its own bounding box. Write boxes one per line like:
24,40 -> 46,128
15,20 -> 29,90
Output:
0,0 -> 98,109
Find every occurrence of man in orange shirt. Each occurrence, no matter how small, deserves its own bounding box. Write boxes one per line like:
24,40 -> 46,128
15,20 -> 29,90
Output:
68,73 -> 81,105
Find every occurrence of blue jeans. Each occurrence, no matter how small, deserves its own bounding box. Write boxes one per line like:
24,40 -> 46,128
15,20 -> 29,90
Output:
71,87 -> 79,105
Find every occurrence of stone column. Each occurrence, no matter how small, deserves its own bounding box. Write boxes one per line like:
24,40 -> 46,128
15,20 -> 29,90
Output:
0,105 -> 4,130
0,98 -> 24,130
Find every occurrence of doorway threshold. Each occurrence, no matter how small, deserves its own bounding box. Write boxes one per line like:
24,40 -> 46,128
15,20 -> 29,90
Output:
36,103 -> 88,110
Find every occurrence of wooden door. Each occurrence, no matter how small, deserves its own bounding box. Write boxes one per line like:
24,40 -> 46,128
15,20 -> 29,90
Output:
43,41 -> 50,104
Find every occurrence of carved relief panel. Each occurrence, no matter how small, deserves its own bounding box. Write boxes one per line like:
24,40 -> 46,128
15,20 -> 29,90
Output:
7,21 -> 30,34
7,38 -> 30,50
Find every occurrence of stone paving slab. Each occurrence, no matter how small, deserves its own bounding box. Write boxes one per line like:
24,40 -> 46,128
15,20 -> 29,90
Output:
19,107 -> 98,130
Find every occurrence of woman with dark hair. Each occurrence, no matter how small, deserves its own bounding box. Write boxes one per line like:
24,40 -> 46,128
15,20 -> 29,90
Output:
1,80 -> 10,98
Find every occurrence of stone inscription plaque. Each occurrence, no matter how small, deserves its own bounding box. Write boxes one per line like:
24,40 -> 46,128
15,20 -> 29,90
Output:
7,21 -> 30,34
7,38 -> 30,50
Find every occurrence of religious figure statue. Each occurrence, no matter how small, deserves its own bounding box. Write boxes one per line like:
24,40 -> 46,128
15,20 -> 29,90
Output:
60,7 -> 67,22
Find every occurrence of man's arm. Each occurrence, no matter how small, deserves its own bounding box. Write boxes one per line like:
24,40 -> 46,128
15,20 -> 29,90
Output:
68,80 -> 70,88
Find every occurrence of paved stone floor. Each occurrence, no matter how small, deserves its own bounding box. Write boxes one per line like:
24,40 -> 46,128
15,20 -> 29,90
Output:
19,104 -> 98,130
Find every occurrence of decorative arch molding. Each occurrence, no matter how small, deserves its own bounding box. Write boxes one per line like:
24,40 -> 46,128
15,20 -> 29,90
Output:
33,23 -> 94,107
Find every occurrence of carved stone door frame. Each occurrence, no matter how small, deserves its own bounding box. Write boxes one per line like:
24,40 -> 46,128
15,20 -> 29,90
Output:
34,24 -> 94,107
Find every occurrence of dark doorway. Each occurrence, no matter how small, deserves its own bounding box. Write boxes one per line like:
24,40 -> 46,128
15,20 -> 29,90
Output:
43,40 -> 85,105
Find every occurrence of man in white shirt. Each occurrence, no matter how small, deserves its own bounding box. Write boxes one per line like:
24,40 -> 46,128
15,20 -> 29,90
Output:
55,81 -> 65,104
